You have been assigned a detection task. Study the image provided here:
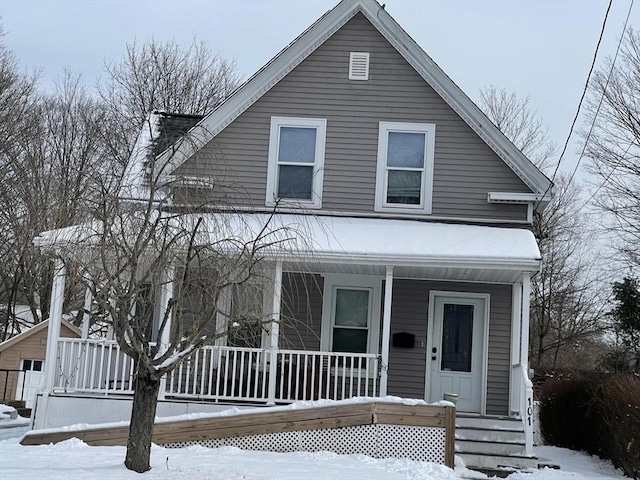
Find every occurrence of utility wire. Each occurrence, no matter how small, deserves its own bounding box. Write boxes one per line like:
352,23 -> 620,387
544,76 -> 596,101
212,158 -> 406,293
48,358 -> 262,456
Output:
567,0 -> 635,188
534,0 -> 613,211
575,142 -> 634,214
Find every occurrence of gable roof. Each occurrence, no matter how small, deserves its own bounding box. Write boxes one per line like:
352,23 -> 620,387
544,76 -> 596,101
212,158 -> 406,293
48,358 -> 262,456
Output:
0,319 -> 81,354
158,0 -> 551,202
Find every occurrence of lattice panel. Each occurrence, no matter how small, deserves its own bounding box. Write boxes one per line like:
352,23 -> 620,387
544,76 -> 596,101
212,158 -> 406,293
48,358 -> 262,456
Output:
163,424 -> 446,463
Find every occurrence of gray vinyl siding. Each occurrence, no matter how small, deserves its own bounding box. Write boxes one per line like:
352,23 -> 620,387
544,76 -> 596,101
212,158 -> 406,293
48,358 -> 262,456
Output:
385,280 -> 512,416
175,13 -> 531,222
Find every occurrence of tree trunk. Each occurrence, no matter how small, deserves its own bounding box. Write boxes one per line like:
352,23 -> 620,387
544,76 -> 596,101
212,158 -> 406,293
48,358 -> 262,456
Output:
125,364 -> 161,473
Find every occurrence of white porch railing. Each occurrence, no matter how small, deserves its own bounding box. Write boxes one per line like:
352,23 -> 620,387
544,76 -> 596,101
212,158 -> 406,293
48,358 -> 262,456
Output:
55,339 -> 135,394
54,339 -> 380,403
517,363 -> 535,456
275,349 -> 378,402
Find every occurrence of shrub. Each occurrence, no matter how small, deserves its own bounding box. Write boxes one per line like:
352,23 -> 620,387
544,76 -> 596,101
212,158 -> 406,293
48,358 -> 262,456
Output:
539,373 -> 640,479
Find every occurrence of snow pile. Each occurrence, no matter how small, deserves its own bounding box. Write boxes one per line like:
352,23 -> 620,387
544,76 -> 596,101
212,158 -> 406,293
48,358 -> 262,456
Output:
0,432 -> 630,480
0,404 -> 30,428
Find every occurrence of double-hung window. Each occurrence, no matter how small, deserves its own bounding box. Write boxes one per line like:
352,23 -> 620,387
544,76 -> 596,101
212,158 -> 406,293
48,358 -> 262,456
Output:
321,274 -> 381,355
266,117 -> 327,209
375,122 -> 436,214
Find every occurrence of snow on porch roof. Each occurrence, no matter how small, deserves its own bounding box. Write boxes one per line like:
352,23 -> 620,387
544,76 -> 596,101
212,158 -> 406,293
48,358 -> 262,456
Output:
35,213 -> 540,272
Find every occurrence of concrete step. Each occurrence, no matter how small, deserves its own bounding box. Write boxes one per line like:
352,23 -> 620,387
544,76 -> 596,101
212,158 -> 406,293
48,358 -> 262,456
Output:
456,427 -> 524,443
3,400 -> 26,409
457,439 -> 526,456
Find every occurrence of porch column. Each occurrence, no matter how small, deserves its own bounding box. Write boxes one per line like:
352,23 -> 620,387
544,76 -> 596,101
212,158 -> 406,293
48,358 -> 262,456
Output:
509,281 -> 523,414
267,260 -> 283,406
156,266 -> 174,400
520,273 -> 531,368
44,259 -> 66,393
379,266 -> 394,396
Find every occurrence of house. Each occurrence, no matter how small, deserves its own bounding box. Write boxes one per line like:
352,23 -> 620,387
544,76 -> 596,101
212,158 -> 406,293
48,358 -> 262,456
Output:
0,319 -> 80,409
30,0 -> 551,469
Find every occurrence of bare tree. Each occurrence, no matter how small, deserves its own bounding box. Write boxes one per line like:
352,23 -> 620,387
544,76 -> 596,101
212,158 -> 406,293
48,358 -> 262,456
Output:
480,86 -> 607,371
40,118 -> 301,472
583,29 -> 640,269
479,86 -> 557,170
0,71 -> 109,338
529,174 -> 608,370
99,39 -> 241,165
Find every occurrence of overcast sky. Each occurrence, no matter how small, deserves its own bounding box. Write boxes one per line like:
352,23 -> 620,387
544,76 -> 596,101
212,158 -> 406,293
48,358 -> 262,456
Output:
1,0 -> 638,181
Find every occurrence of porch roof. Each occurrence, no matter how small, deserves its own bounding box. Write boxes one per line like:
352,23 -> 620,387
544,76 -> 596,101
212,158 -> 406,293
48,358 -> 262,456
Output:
35,213 -> 540,283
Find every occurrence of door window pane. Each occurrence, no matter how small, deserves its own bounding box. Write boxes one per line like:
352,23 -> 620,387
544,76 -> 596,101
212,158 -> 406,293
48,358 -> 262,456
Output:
387,132 -> 425,168
441,304 -> 474,372
335,289 -> 369,327
333,328 -> 368,353
387,170 -> 422,204
278,165 -> 313,199
33,360 -> 43,371
278,127 -> 316,164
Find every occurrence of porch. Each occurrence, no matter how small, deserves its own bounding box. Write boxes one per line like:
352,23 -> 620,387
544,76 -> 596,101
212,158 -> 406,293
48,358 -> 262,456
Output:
34,214 -> 539,466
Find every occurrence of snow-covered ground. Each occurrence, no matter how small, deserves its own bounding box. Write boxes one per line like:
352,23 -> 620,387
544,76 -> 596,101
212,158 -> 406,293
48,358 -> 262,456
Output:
0,423 -> 628,480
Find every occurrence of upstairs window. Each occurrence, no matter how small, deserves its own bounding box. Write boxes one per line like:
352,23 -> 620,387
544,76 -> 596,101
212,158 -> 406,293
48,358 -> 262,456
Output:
375,122 -> 436,214
266,117 -> 326,209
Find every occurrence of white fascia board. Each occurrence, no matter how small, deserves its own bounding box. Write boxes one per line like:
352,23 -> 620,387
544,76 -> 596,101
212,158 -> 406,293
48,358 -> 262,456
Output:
272,251 -> 542,273
159,0 -> 362,179
357,1 -> 552,196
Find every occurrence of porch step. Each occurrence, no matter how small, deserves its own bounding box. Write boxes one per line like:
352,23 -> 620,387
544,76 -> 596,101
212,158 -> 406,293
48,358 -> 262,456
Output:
457,439 -> 526,456
3,400 -> 26,409
454,415 -> 535,470
456,415 -> 524,431
458,453 -> 538,471
456,427 -> 524,443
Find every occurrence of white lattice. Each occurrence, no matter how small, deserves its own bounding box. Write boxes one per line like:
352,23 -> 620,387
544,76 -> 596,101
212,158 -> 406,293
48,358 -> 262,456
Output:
162,424 -> 446,464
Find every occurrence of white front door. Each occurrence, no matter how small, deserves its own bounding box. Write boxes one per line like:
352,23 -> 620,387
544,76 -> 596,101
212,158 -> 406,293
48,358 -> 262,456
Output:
16,359 -> 45,408
427,294 -> 487,413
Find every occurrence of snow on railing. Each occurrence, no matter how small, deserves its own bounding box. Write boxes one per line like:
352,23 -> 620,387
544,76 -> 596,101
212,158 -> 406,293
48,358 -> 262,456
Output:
55,339 -> 135,394
519,363 -> 534,456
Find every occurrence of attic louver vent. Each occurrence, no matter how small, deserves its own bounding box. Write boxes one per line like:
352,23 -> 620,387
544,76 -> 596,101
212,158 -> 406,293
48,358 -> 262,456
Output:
349,52 -> 370,80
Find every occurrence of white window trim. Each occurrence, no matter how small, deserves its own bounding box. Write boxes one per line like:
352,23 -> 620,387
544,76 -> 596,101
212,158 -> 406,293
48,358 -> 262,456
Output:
266,116 -> 327,209
320,274 -> 382,354
374,121 -> 436,214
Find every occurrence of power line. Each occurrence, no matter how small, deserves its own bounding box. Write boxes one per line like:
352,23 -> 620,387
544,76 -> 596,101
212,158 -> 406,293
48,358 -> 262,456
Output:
567,0 -> 635,187
534,0 -> 613,210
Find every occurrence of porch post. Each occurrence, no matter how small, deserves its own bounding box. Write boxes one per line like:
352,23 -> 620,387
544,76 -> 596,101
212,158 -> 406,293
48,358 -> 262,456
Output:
509,281 -> 522,414
379,266 -> 394,396
520,273 -> 531,368
156,266 -> 174,400
43,259 -> 66,393
520,272 -> 534,456
267,260 -> 283,406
